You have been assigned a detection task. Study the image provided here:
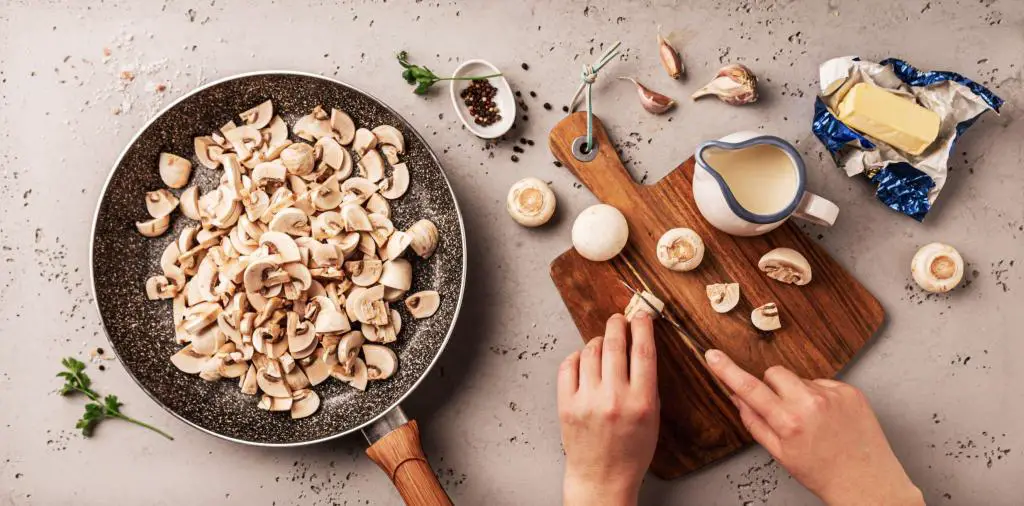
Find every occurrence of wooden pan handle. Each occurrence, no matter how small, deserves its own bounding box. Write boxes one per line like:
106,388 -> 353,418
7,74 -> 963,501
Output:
366,419 -> 452,506
548,112 -> 641,207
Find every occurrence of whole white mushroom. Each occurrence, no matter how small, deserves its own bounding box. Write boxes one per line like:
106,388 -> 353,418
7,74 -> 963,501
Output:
571,204 -> 629,262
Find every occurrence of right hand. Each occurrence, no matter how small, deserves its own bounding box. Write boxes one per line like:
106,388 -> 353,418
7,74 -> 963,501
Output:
705,349 -> 924,506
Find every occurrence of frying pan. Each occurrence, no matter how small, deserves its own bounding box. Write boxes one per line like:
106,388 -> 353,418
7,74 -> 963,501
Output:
90,71 -> 466,504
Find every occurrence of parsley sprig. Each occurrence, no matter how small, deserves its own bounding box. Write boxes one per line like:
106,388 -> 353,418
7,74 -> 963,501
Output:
397,51 -> 502,95
57,357 -> 173,440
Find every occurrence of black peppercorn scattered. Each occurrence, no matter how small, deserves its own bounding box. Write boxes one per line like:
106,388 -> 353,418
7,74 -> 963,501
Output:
511,155 -> 520,162
521,63 -> 530,70
562,105 -> 570,113
97,348 -> 104,355
529,91 -> 537,98
519,138 -> 528,145
98,364 -> 106,371
527,139 -> 535,146
513,146 -> 524,153
515,90 -> 522,97
553,161 -> 563,167
522,115 -> 529,121
543,102 -> 552,110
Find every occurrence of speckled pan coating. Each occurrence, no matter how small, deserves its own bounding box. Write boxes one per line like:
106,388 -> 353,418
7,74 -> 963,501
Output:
90,72 -> 466,445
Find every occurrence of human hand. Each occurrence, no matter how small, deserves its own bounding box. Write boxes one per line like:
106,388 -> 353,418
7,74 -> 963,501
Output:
705,349 -> 923,506
557,313 -> 660,506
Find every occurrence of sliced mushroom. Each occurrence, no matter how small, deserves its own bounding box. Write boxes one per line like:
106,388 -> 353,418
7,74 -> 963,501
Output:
751,303 -> 782,331
341,204 -> 373,232
350,285 -> 389,325
352,128 -> 377,155
379,259 -> 412,291
657,228 -> 705,272
624,290 -> 664,321
372,125 -> 405,153
363,344 -> 398,380
293,106 -> 333,141
258,394 -> 293,411
194,136 -> 223,169
290,389 -> 321,419
312,175 -> 344,211
705,283 -> 740,313
239,99 -> 273,129
159,152 -> 192,189
382,231 -> 412,260
331,357 -> 368,391
269,208 -> 310,237
379,163 -> 410,200
312,296 -> 352,334
259,231 -> 301,263
170,344 -> 210,374
179,186 -> 201,220
315,136 -> 351,177
357,149 -> 385,183
239,364 -> 258,394
136,215 -> 171,237
364,309 -> 401,344
368,214 -> 394,246
218,354 -> 249,379
262,115 -> 291,158
287,313 -> 317,358
252,160 -> 288,189
383,286 -> 407,302
224,125 -> 263,161
407,219 -> 439,258
334,232 -> 361,258
381,144 -> 401,165
146,275 -> 179,300
506,177 -> 556,227
337,330 -> 365,371
365,193 -> 391,218
283,364 -> 311,391
911,242 -> 964,293
257,367 -> 293,398
145,189 -> 179,219
340,177 -> 378,206
345,259 -> 383,286
405,290 -> 440,319
330,108 -> 356,145
758,248 -> 812,286
301,347 -> 332,386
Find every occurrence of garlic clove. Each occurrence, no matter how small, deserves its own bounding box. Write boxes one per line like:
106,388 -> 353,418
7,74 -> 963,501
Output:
691,64 -> 759,105
657,27 -> 684,80
911,242 -> 964,293
619,77 -> 676,115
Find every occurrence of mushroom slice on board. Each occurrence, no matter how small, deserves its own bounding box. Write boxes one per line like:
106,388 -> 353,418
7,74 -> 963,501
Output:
624,291 -> 665,321
706,283 -> 741,313
330,108 -> 356,146
159,152 -> 192,189
379,163 -> 410,200
751,303 -> 782,331
136,215 -> 171,237
758,248 -> 812,286
363,344 -> 398,380
405,290 -> 440,319
290,389 -> 321,419
146,189 -> 179,219
372,125 -> 405,154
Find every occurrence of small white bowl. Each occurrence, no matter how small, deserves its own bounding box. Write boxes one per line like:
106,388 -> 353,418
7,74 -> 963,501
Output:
449,59 -> 515,139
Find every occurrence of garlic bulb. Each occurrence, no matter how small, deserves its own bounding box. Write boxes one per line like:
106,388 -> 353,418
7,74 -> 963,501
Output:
911,242 -> 964,293
691,64 -> 759,105
657,28 -> 684,79
619,77 -> 676,114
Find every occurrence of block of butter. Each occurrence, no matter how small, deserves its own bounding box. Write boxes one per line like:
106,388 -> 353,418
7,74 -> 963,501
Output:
837,82 -> 940,155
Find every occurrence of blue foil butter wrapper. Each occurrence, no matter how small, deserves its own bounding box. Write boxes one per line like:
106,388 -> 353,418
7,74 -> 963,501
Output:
811,57 -> 1003,221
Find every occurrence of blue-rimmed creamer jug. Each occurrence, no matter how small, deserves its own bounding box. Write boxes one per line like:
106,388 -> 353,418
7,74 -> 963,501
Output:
692,131 -> 839,237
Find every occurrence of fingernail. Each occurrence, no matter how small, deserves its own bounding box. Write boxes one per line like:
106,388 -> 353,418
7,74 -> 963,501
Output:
705,349 -> 724,364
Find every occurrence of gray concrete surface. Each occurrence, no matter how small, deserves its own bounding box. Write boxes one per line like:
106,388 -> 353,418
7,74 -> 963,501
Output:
1,0 -> 1022,504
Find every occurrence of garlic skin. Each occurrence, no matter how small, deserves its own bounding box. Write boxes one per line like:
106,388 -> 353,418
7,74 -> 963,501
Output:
691,64 -> 759,105
911,242 -> 964,293
657,28 -> 684,79
619,77 -> 676,114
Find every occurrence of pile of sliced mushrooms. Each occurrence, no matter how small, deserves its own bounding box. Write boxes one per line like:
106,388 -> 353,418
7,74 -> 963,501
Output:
137,100 -> 442,420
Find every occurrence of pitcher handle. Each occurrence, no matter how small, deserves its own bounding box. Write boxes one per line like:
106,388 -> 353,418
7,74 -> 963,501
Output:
792,192 -> 839,227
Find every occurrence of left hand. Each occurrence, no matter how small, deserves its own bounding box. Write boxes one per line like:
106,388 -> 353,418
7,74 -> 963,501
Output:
557,313 -> 660,506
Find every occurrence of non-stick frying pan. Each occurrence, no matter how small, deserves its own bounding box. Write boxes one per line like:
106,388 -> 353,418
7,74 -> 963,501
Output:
90,71 -> 466,504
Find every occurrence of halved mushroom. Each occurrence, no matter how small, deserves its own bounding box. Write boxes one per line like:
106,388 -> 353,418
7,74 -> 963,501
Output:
350,285 -> 389,325
194,136 -> 223,169
179,186 -> 201,220
751,303 -> 782,331
293,106 -> 333,141
758,248 -> 812,286
706,283 -> 741,313
372,125 -> 405,154
315,136 -> 351,176
365,193 -> 391,218
258,394 -> 293,411
145,189 -> 179,219
301,347 -> 332,386
357,150 -> 385,183
259,231 -> 301,263
136,215 -> 171,237
345,259 -> 383,286
269,208 -> 310,237
146,275 -> 179,300
407,219 -> 439,258
368,214 -> 394,246
290,389 -> 320,419
252,160 -> 287,189
379,259 -> 412,291
159,152 -> 192,189
224,125 -> 263,161
239,100 -> 273,129
363,344 -> 398,380
352,128 -> 377,155
257,366 -> 293,398
341,204 -> 373,232
340,177 -> 378,206
405,290 -> 440,319
239,364 -> 258,394
624,290 -> 665,321
379,163 -> 410,200
170,344 -> 211,374
331,357 -> 368,391
330,108 -> 356,145
337,330 -> 365,372
382,231 -> 412,260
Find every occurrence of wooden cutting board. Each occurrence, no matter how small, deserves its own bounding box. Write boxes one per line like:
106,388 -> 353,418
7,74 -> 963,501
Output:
548,113 -> 885,480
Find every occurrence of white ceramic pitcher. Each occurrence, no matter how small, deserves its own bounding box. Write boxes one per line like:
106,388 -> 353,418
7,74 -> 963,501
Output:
692,131 -> 839,237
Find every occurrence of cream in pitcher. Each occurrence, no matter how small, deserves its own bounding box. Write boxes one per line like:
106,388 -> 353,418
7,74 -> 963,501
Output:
692,131 -> 839,236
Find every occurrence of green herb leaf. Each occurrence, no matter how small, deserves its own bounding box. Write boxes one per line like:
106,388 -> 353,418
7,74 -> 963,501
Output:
57,357 -> 173,440
396,51 -> 502,96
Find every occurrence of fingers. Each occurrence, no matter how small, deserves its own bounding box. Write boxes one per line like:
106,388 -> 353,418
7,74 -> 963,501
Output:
732,396 -> 781,455
579,336 -> 603,389
628,312 -> 658,393
557,351 -> 581,405
763,365 -> 810,401
812,378 -> 844,389
601,314 -> 629,384
705,349 -> 784,426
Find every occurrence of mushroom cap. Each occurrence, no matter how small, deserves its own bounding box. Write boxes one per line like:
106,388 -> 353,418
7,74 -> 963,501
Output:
136,215 -> 171,237
706,283 -> 741,313
363,343 -> 398,380
159,152 -> 193,189
407,219 -> 439,259
146,189 -> 180,219
405,290 -> 440,319
911,242 -> 964,293
571,204 -> 628,262
357,149 -> 385,183
758,247 -> 812,286
379,258 -> 413,291
379,163 -> 410,201
330,108 -> 356,146
352,128 -> 378,155
656,228 -> 705,272
280,142 -> 315,176
751,302 -> 782,331
239,99 -> 274,129
290,389 -> 321,419
506,177 -> 556,227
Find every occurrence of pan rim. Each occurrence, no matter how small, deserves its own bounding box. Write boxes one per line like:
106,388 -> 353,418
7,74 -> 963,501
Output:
88,70 -> 468,447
